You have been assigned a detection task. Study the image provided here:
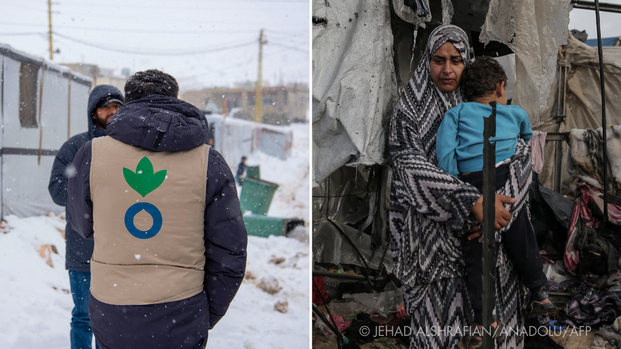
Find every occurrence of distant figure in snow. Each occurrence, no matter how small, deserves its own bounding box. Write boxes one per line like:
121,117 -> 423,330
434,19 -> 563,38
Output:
67,69 -> 247,349
48,84 -> 124,349
236,156 -> 247,185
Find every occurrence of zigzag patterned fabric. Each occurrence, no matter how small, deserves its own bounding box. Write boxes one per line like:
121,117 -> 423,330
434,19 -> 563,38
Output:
388,24 -> 530,349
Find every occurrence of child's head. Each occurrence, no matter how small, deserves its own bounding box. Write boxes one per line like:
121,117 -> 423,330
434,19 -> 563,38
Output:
461,56 -> 508,104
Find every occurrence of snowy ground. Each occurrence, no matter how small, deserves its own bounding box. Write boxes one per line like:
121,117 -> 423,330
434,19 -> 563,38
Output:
246,123 -> 310,223
0,122 -> 310,349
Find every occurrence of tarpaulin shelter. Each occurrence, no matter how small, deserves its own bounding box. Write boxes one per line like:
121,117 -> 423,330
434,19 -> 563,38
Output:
0,43 -> 92,218
534,34 -> 621,196
205,114 -> 293,169
312,0 -> 571,271
312,1 -> 621,346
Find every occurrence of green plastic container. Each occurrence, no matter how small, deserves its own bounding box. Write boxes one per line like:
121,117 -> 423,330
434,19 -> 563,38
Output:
243,214 -> 305,237
239,177 -> 279,215
246,166 -> 260,179
243,214 -> 287,237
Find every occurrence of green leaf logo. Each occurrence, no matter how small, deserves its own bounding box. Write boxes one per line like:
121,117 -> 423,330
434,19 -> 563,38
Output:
123,157 -> 167,197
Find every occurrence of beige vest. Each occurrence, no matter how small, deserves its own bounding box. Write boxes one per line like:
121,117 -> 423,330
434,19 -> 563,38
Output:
90,136 -> 209,305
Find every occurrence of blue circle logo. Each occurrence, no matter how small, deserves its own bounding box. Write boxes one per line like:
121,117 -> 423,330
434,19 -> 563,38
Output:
124,202 -> 163,239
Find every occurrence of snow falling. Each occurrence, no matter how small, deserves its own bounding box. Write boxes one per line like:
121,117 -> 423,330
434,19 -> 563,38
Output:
0,123 -> 309,349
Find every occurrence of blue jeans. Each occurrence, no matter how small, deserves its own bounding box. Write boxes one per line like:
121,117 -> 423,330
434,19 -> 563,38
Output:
69,270 -> 100,349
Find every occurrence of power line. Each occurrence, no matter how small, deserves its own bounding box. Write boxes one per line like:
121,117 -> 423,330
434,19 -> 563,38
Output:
55,0 -> 306,5
268,41 -> 308,53
53,32 -> 257,56
178,45 -> 259,81
0,22 -> 44,28
53,26 -> 256,35
265,33 -> 309,44
264,28 -> 308,35
265,31 -> 309,39
3,2 -> 48,12
0,32 -> 46,36
178,46 -> 306,83
0,22 -> 259,35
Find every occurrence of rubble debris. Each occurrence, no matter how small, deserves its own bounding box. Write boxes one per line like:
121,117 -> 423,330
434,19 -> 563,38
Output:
274,300 -> 288,313
56,227 -> 65,239
268,256 -> 286,265
258,276 -> 282,295
244,271 -> 256,280
39,244 -> 54,268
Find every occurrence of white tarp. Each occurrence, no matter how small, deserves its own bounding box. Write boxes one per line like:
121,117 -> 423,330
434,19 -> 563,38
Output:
480,0 -> 572,126
0,43 -> 91,218
535,34 -> 621,194
312,0 -> 398,186
206,114 -> 293,169
312,0 -> 572,186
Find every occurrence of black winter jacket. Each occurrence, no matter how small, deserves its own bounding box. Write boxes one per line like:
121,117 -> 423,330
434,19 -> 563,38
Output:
48,85 -> 123,271
67,94 -> 247,348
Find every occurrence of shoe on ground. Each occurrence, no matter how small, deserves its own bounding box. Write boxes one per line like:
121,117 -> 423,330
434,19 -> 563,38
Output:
466,336 -> 482,349
529,301 -> 560,318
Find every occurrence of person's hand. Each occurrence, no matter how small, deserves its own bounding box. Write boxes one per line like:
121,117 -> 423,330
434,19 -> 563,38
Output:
471,194 -> 516,231
467,224 -> 482,242
396,303 -> 408,319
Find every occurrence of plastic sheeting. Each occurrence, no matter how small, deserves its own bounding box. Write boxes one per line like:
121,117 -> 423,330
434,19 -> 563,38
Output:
530,175 -> 574,256
480,0 -> 571,126
535,35 -> 621,195
392,0 -> 453,27
312,0 -> 398,186
392,0 -> 432,27
313,219 -> 393,272
1,44 -> 92,218
205,114 -> 293,170
313,163 -> 391,271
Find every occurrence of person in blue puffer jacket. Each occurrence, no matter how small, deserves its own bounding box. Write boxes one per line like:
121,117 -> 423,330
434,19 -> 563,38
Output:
436,57 -> 555,347
67,69 -> 247,349
49,84 -> 124,349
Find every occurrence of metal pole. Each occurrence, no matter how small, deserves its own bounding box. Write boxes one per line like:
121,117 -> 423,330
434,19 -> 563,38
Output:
481,101 -> 497,349
571,0 -> 621,13
48,0 -> 53,60
554,52 -> 567,193
595,0 -> 609,220
37,61 -> 46,165
255,29 -> 267,123
67,72 -> 71,139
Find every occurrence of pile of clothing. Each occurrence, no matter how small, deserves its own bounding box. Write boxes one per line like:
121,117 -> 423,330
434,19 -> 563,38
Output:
544,273 -> 621,328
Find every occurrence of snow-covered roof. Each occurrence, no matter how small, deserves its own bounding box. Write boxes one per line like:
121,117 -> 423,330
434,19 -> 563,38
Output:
0,42 -> 93,86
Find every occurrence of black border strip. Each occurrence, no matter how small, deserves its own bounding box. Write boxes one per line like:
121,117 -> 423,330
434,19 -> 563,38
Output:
1,148 -> 58,156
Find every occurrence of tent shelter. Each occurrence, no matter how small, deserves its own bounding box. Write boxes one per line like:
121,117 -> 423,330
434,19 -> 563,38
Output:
312,1 -> 579,346
536,34 -> 621,195
0,43 -> 92,218
312,0 -> 571,270
205,113 -> 293,169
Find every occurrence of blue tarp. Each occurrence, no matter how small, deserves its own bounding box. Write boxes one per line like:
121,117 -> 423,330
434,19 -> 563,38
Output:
585,37 -> 620,47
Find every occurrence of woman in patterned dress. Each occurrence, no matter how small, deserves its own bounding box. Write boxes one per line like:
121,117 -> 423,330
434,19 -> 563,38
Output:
389,24 -> 533,349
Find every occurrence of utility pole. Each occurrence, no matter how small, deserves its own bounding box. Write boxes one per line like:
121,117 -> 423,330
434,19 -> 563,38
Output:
48,0 -> 53,60
255,29 -> 267,123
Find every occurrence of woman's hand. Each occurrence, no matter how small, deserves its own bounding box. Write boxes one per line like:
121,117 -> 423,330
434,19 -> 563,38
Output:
467,224 -> 482,242
471,194 -> 516,231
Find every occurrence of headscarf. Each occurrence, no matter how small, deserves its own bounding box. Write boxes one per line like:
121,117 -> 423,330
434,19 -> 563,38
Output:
389,23 -> 532,289
390,24 -> 477,240
398,25 -> 471,147
388,25 -> 530,348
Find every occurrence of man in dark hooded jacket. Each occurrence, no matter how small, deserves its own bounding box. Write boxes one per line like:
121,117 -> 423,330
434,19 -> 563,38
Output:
49,84 -> 123,349
67,69 -> 247,349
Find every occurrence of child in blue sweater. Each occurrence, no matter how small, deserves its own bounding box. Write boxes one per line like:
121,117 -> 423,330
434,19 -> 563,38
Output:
436,57 -> 554,343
